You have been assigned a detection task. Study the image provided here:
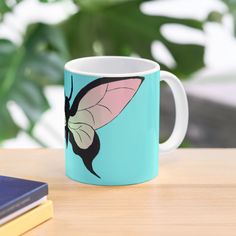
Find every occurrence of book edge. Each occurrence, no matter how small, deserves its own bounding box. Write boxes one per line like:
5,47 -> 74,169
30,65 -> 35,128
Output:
0,196 -> 47,225
0,181 -> 48,219
0,200 -> 53,236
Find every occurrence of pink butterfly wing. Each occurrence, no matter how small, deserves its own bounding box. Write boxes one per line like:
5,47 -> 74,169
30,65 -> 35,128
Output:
78,78 -> 143,129
78,84 -> 108,110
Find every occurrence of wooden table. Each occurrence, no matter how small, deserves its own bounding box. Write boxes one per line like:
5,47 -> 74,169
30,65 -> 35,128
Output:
0,149 -> 236,236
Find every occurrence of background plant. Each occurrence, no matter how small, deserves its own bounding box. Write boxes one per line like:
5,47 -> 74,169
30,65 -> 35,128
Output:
0,0 -> 214,146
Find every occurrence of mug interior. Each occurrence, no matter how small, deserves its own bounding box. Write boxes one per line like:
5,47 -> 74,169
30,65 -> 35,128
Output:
64,56 -> 160,77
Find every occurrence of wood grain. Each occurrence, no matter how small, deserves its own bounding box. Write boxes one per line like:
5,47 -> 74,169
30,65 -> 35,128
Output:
0,149 -> 236,236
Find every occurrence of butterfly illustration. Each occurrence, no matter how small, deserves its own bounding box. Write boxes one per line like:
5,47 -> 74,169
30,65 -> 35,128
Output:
65,76 -> 144,178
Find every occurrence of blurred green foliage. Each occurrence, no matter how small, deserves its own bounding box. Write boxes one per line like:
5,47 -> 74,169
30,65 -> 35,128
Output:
0,0 -> 206,145
223,0 -> 236,35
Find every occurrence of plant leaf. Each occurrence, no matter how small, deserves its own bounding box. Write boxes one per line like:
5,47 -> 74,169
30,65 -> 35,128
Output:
221,0 -> 236,36
0,106 -> 19,142
0,24 -> 68,142
62,0 -> 204,78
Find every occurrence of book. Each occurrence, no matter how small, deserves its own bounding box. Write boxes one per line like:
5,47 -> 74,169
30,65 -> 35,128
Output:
0,200 -> 53,236
0,196 -> 47,225
0,175 -> 48,221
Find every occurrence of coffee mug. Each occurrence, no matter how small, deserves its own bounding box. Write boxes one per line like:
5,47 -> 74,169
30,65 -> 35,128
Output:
64,56 -> 188,185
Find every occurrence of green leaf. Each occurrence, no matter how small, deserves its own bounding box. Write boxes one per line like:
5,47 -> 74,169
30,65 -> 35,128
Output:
39,0 -> 62,2
207,11 -> 223,23
0,0 -> 22,20
11,81 -> 50,123
221,0 -> 236,35
0,24 -> 68,142
62,11 -> 95,58
164,42 -> 204,79
0,1 -> 12,18
62,0 -> 204,77
0,106 -> 19,142
75,0 -> 133,10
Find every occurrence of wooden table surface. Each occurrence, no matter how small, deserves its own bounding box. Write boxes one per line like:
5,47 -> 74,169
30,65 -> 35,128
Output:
0,149 -> 236,236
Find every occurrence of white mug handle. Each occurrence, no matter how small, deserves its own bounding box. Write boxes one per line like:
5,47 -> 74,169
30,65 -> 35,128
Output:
159,71 -> 189,154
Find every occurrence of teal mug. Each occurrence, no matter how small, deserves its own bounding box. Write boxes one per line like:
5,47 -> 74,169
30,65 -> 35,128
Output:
64,56 -> 188,185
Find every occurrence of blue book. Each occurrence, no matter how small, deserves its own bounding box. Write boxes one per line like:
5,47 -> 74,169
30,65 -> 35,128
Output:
0,176 -> 48,221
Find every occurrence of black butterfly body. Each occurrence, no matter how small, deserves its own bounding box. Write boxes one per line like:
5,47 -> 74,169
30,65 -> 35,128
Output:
65,77 -> 101,178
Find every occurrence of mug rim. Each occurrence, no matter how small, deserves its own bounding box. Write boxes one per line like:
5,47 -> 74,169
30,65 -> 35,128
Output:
64,56 -> 160,77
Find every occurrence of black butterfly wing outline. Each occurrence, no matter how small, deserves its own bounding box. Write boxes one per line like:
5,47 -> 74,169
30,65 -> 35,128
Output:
69,128 -> 100,178
65,126 -> 69,147
66,76 -> 144,178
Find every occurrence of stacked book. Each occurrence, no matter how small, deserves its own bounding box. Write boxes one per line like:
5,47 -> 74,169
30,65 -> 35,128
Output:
0,176 -> 53,235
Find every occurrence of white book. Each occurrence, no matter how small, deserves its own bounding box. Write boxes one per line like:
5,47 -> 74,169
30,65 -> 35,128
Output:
0,196 -> 47,225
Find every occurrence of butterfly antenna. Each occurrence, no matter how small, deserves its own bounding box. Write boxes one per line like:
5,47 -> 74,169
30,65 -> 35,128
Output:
83,160 -> 101,179
68,76 -> 73,101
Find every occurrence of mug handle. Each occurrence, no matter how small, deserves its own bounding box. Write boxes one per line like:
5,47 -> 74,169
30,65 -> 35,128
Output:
159,71 -> 189,154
